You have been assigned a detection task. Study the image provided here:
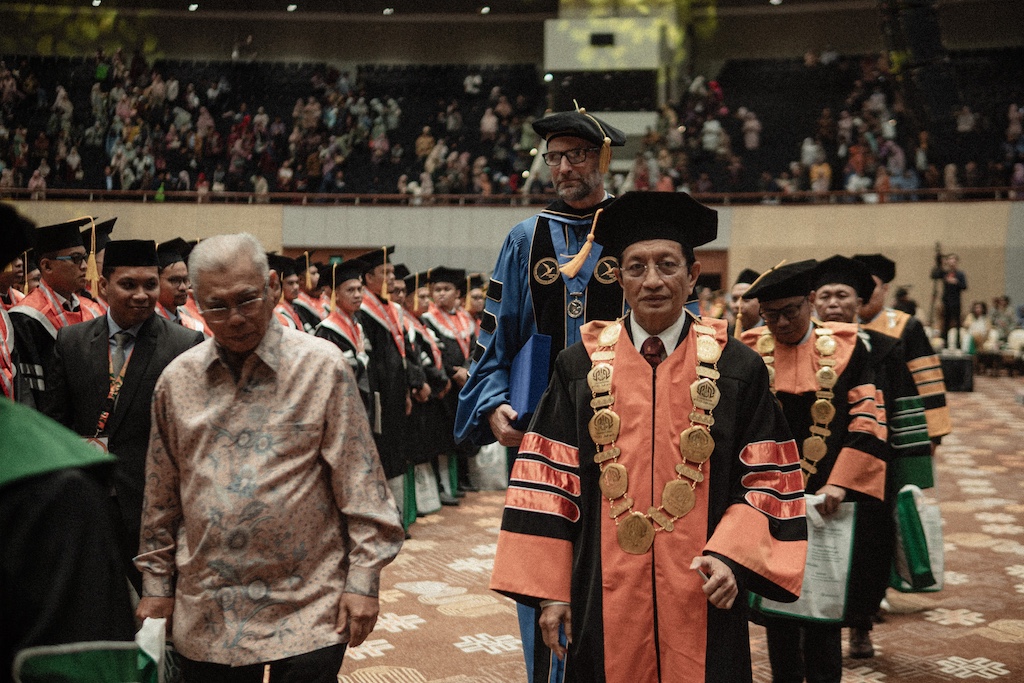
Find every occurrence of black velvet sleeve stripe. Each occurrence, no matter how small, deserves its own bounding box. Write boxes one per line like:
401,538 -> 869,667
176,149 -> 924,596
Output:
480,309 -> 497,334
486,279 -> 503,303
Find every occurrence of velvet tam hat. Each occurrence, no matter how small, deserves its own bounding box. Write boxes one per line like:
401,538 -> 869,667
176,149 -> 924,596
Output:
591,191 -> 717,260
733,268 -> 761,287
742,259 -> 819,303
532,109 -> 627,147
812,255 -> 877,302
852,253 -> 896,284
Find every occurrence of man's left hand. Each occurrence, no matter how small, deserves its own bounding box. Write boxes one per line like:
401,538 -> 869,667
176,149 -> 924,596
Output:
691,556 -> 738,610
336,593 -> 379,647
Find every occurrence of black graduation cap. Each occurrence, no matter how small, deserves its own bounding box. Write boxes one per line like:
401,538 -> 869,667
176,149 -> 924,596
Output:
404,269 -> 427,290
467,272 -> 487,290
742,259 -> 819,303
0,203 -> 35,267
81,217 -> 116,255
852,253 -> 896,284
267,253 -> 297,278
181,239 -> 199,263
393,263 -> 411,281
428,266 -> 467,290
734,268 -> 760,287
355,246 -> 396,270
591,191 -> 718,261
157,238 -> 189,269
103,239 -> 159,269
33,216 -> 91,255
533,109 -> 627,148
812,255 -> 876,302
332,259 -> 371,286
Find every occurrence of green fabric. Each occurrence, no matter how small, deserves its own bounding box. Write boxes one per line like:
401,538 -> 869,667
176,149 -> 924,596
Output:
891,455 -> 935,490
890,396 -> 930,450
448,453 -> 459,495
403,465 -> 417,529
893,487 -> 935,589
13,641 -> 157,683
0,399 -> 115,488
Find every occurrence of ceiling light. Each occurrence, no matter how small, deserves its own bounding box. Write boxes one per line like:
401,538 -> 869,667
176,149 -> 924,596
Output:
188,3 -> 199,10
287,3 -> 297,10
383,7 -> 394,14
543,73 -> 553,82
92,0 -> 101,6
769,0 -> 782,5
480,6 -> 491,13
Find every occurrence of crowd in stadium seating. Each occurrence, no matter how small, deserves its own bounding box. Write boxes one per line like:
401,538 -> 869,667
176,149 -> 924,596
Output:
1,47 -> 1022,201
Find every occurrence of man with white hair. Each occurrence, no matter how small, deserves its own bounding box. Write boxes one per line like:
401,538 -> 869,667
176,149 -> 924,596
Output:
135,233 -> 403,682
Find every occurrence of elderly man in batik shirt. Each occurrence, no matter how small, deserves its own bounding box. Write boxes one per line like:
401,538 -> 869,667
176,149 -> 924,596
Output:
135,233 -> 403,683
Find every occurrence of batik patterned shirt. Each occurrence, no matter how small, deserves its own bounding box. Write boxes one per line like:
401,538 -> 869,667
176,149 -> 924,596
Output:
135,323 -> 403,665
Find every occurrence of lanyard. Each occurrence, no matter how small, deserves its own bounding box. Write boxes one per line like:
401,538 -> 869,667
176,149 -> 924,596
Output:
94,343 -> 134,436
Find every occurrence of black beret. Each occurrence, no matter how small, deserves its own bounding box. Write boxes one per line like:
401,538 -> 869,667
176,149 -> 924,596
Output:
733,268 -> 761,287
592,191 -> 717,260
427,266 -> 467,289
743,259 -> 819,302
852,253 -> 896,284
811,255 -> 876,302
532,110 -> 626,147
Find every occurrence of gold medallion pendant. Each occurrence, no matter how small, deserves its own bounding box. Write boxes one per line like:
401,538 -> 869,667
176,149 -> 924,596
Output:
690,378 -> 721,411
618,512 -> 656,554
599,463 -> 629,499
696,335 -> 723,364
662,479 -> 696,517
756,333 -> 776,355
587,363 -> 614,394
679,426 -> 715,463
815,366 -> 838,389
598,323 -> 622,347
815,334 -> 837,356
811,398 -> 836,424
589,409 -> 621,445
802,435 -> 828,462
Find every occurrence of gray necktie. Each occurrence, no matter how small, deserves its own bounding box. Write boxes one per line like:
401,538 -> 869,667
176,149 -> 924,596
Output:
112,331 -> 132,377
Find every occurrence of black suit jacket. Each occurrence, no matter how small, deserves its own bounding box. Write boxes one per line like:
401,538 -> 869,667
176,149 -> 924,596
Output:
47,314 -> 204,540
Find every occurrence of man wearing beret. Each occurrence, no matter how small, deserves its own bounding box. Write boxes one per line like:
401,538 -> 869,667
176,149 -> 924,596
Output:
491,192 -> 807,683
741,259 -> 890,683
46,239 -> 204,593
456,106 -> 628,681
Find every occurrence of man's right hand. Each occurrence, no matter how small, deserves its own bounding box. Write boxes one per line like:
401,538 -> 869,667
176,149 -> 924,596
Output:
539,603 -> 572,660
136,596 -> 174,629
488,403 -> 525,447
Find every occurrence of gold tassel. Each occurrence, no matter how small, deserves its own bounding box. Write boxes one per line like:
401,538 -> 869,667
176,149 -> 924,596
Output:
734,310 -> 743,339
464,274 -> 472,311
82,216 -> 98,294
22,250 -> 29,293
330,262 -> 338,312
380,247 -> 389,300
559,208 -> 603,278
304,251 -> 312,291
413,272 -> 420,312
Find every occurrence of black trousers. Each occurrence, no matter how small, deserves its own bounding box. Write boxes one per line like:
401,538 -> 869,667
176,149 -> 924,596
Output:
765,618 -> 842,683
180,644 -> 346,683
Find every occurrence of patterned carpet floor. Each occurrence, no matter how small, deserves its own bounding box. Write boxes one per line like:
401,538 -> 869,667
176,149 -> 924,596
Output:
340,375 -> 1024,682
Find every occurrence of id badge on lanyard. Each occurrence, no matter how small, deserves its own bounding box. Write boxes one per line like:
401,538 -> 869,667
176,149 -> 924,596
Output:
84,436 -> 110,452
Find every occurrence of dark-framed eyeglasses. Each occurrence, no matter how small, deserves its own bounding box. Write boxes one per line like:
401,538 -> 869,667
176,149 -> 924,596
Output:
51,253 -> 88,266
760,301 -> 808,323
541,147 -> 600,167
620,261 -> 684,279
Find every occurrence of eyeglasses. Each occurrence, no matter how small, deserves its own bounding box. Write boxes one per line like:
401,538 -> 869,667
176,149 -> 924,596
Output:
541,147 -> 600,167
200,296 -> 265,324
620,261 -> 685,279
760,301 -> 807,323
51,253 -> 88,265
164,276 -> 190,287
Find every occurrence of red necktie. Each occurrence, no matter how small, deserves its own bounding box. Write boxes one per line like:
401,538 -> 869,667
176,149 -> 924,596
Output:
641,336 -> 665,368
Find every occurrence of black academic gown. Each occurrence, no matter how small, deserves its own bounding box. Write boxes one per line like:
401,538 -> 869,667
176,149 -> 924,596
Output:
46,314 -> 203,585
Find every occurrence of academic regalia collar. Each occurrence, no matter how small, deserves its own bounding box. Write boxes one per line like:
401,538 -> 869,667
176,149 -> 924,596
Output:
539,194 -> 614,221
